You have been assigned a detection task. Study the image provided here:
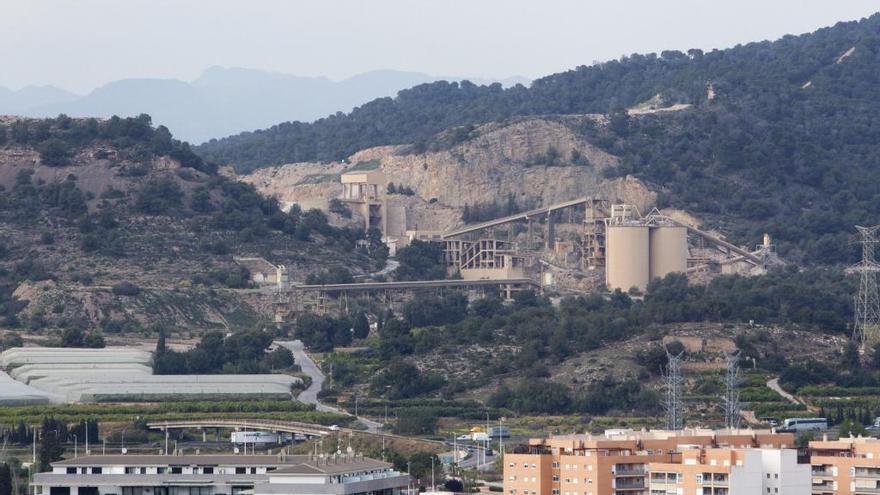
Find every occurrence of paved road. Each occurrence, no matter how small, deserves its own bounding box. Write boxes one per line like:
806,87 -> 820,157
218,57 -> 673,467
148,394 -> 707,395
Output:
277,340 -> 383,433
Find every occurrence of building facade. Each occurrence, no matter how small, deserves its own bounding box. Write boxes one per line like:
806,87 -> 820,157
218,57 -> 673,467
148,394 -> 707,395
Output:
33,454 -> 410,495
810,437 -> 880,495
648,447 -> 809,495
503,429 -> 798,495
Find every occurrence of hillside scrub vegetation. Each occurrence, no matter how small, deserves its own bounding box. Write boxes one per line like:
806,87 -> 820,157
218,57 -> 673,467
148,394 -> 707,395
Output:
305,268 -> 854,416
0,115 -> 379,333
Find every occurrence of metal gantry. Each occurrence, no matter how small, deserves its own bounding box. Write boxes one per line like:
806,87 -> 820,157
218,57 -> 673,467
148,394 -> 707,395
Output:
723,351 -> 743,430
663,349 -> 685,430
847,225 -> 880,351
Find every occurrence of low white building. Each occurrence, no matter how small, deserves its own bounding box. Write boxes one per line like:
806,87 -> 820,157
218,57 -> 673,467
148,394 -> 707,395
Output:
33,454 -> 410,495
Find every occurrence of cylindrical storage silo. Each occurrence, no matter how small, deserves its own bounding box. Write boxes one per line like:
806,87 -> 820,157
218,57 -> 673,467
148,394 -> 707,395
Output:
606,225 -> 650,292
649,225 -> 688,280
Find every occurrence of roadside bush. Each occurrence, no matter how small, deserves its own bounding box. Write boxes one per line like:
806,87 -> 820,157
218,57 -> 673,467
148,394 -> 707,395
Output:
111,281 -> 141,296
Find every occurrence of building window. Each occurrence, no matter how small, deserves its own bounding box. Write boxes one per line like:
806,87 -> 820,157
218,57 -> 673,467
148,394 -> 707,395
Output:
66,468 -> 76,474
235,467 -> 247,474
92,468 -> 102,474
170,467 -> 182,474
695,474 -> 703,484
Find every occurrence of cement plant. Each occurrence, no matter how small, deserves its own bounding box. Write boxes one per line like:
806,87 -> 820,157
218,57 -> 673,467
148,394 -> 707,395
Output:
3,4 -> 880,495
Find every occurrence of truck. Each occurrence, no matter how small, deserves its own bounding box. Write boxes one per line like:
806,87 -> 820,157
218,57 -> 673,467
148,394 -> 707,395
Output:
231,431 -> 280,445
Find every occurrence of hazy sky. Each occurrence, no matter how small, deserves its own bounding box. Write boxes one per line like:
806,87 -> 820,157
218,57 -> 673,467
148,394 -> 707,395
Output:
3,0 -> 878,93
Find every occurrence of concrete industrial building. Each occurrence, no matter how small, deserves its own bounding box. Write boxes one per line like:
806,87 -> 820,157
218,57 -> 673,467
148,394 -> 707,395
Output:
604,207 -> 689,293
233,257 -> 289,288
333,167 -> 768,293
340,170 -> 406,239
33,454 -> 410,495
503,429 -> 799,495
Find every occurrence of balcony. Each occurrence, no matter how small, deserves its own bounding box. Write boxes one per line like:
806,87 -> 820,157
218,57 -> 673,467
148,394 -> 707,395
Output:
614,480 -> 646,490
855,469 -> 880,479
812,467 -> 833,478
615,466 -> 646,477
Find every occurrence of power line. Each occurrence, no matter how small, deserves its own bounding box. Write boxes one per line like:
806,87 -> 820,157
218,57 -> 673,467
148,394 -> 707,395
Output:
846,225 -> 880,352
723,351 -> 743,430
663,349 -> 685,430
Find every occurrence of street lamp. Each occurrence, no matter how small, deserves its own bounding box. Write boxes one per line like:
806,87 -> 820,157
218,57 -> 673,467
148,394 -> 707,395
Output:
121,427 -> 128,454
72,433 -> 78,458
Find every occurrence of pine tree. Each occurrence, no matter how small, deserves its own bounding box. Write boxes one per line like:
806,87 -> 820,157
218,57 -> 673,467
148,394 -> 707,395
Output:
353,312 -> 370,340
38,418 -> 64,472
156,326 -> 167,356
0,463 -> 12,495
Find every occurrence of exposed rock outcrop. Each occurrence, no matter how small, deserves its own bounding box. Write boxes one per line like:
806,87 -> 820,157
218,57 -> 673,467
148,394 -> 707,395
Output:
243,117 -> 657,232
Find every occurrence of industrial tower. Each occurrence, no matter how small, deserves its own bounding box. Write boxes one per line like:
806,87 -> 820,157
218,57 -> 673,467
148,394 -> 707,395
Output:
663,349 -> 685,430
847,225 -> 880,351
723,351 -> 743,430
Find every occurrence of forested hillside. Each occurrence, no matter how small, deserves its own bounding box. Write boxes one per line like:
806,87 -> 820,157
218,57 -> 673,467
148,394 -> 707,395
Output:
198,14 -> 880,264
197,14 -> 880,170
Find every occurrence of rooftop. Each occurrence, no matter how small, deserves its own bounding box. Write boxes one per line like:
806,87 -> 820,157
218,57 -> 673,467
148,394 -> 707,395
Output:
52,455 -> 392,474
272,459 -> 392,475
53,455 -> 311,466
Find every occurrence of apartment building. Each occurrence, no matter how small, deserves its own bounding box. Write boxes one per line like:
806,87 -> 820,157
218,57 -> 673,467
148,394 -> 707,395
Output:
810,437 -> 880,495
648,447 -> 809,495
503,429 -> 797,495
32,454 -> 410,495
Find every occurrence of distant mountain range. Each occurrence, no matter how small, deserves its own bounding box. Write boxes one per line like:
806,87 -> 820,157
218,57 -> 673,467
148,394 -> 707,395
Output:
0,67 -> 530,144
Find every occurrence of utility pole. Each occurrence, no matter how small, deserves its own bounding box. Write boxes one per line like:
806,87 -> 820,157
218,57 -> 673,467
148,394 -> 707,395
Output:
847,225 -> 880,352
723,352 -> 743,430
663,349 -> 685,430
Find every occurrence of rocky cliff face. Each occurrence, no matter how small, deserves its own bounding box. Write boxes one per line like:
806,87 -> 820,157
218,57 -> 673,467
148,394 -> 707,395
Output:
244,117 -> 657,231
